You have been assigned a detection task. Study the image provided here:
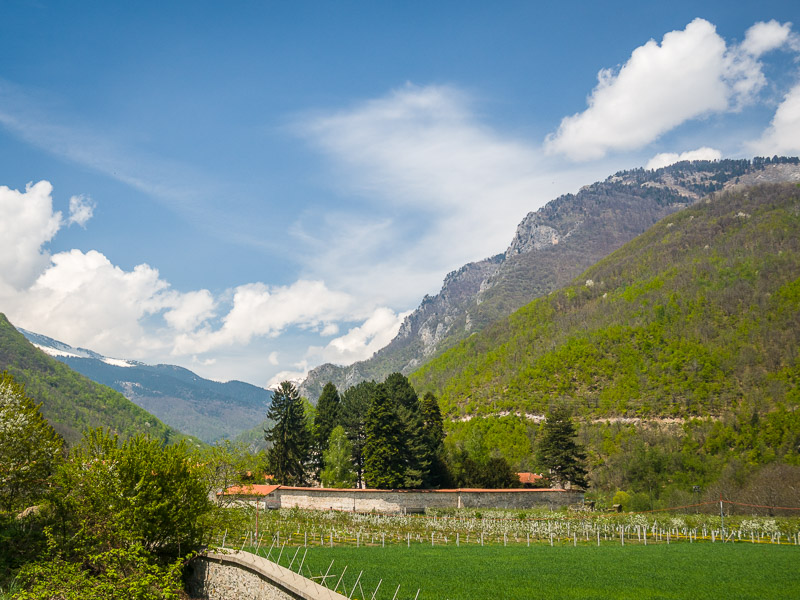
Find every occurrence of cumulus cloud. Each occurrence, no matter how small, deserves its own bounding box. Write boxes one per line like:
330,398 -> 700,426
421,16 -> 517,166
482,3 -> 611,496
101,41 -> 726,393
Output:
172,280 -> 356,355
307,307 -> 409,366
163,289 -> 216,332
9,249 -> 172,354
646,147 -> 723,170
545,19 -> 797,160
741,20 -> 796,57
0,181 -> 364,376
67,194 -> 95,227
0,181 -> 62,290
748,83 -> 800,155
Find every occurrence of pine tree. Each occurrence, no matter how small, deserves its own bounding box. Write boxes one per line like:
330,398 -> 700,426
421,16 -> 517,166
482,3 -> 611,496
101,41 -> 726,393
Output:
340,380 -> 377,488
382,373 -> 430,488
536,407 -> 588,489
363,385 -> 406,489
312,382 -> 340,477
264,381 -> 310,486
420,391 -> 449,487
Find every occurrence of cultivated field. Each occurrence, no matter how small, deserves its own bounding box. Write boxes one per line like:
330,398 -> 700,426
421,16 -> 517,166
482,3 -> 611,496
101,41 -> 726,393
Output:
224,507 -> 800,599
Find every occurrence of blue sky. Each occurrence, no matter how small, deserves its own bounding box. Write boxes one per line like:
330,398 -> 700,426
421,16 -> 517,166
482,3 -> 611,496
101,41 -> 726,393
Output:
1,1 -> 799,388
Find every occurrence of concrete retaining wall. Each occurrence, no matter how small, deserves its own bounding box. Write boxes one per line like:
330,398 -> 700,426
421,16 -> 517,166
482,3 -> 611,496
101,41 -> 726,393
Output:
186,550 -> 347,600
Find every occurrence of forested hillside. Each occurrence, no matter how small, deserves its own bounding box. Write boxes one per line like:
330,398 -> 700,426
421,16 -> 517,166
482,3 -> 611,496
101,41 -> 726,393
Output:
0,314 -> 183,445
301,159 -> 800,401
412,183 -> 800,421
410,183 -> 800,505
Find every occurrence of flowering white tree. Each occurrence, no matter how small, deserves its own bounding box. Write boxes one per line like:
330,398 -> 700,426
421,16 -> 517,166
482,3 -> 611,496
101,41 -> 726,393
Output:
0,373 -> 63,512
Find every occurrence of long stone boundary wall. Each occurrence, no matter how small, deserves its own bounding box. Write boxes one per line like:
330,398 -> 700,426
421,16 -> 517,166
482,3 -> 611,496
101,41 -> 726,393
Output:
186,550 -> 348,600
226,485 -> 584,512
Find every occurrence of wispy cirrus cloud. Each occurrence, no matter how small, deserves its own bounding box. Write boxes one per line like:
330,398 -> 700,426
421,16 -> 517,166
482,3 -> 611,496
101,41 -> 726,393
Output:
292,84 -> 586,306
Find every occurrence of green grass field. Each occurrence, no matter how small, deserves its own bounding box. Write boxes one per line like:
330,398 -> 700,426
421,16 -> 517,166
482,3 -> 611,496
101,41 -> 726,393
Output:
268,543 -> 799,600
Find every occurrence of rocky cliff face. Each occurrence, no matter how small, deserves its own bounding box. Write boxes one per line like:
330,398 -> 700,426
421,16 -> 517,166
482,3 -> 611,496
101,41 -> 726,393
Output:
299,159 -> 800,401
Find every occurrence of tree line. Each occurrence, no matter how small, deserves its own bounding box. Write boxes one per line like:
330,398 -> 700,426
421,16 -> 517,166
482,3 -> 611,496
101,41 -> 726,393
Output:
264,373 -> 587,490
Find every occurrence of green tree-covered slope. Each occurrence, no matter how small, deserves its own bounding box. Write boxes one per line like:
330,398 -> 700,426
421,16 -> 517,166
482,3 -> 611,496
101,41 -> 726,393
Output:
0,314 -> 183,445
411,183 -> 800,420
301,159 -> 800,401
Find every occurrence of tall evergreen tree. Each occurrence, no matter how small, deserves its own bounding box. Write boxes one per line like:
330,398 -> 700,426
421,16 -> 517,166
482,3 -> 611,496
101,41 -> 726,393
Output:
363,385 -> 406,489
536,406 -> 588,489
264,381 -> 310,485
383,372 -> 418,411
340,380 -> 377,488
381,372 -> 430,488
420,391 -> 448,487
312,382 -> 341,477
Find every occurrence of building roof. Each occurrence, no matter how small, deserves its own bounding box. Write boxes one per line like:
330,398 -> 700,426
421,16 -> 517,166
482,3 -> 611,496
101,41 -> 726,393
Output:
220,484 -> 570,496
220,484 -> 281,497
517,472 -> 544,485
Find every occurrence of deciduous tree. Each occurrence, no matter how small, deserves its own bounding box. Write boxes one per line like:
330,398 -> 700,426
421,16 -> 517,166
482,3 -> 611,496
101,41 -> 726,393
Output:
0,372 -> 63,512
320,426 -> 356,489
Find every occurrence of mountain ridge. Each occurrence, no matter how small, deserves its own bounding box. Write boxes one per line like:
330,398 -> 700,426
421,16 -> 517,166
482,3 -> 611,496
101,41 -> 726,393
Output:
300,158 -> 800,401
410,182 -> 800,418
18,329 -> 271,443
0,313 -> 185,446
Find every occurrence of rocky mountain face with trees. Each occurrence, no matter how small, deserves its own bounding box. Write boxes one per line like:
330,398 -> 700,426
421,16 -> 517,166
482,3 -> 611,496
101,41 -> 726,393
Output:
300,158 -> 800,401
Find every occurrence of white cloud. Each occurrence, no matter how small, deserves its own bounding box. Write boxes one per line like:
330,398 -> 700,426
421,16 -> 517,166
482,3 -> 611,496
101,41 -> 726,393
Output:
67,194 -> 95,227
294,84 -> 584,308
545,18 -> 796,161
172,280 -> 356,355
8,249 -> 172,355
741,20 -> 795,57
748,83 -> 800,155
163,289 -> 216,332
307,307 -> 409,366
267,351 -> 279,366
0,181 -> 62,290
646,147 -> 723,170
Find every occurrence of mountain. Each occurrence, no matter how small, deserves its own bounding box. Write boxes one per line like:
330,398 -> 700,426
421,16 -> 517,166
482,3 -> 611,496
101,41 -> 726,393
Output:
410,182 -> 800,419
0,313 -> 183,446
300,158 -> 800,400
19,329 -> 271,444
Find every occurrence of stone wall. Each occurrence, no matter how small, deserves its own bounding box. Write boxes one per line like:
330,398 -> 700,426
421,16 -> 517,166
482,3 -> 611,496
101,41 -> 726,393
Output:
270,487 -> 583,512
186,550 -> 347,600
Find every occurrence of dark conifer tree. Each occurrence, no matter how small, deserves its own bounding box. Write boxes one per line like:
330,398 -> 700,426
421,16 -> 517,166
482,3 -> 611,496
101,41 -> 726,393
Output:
312,382 -> 341,477
420,391 -> 449,487
382,373 -> 429,488
264,381 -> 310,485
536,406 -> 588,489
363,385 -> 406,489
383,372 -> 418,411
340,380 -> 377,488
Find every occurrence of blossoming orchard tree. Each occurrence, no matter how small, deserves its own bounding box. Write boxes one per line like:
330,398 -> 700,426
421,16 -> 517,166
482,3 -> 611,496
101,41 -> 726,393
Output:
0,373 -> 63,512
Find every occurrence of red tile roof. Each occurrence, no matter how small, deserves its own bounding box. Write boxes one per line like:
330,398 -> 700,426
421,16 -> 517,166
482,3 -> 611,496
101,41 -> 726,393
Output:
517,472 -> 544,485
219,484 -> 280,497
221,484 -> 568,496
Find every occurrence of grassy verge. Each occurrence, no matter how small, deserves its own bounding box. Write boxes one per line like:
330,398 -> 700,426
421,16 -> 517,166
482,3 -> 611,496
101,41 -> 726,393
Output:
255,543 -> 799,600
